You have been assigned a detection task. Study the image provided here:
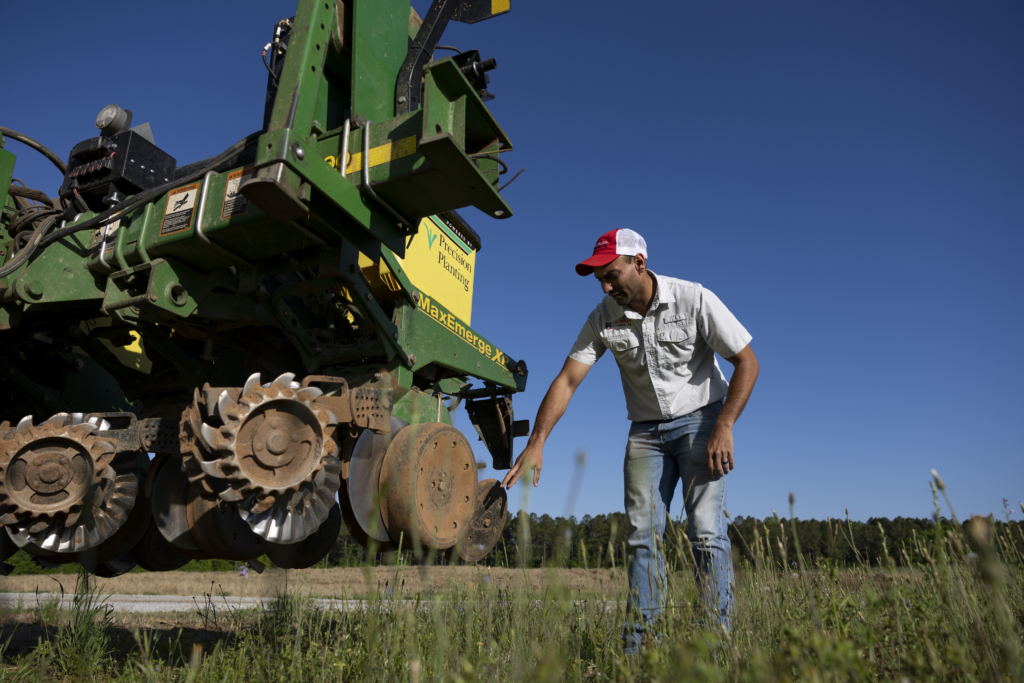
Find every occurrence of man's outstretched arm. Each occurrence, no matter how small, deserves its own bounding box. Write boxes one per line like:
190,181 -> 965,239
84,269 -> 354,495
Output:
501,358 -> 591,489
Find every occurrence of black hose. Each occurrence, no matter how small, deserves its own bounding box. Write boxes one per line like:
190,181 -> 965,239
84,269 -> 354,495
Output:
6,185 -> 52,205
0,127 -> 67,175
468,153 -> 508,175
38,130 -> 262,250
0,215 -> 58,279
498,167 -> 525,192
7,207 -> 59,236
262,51 -> 279,86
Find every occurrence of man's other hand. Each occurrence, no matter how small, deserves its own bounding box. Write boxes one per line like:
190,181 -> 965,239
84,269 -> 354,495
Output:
706,344 -> 758,477
502,443 -> 543,489
706,422 -> 735,477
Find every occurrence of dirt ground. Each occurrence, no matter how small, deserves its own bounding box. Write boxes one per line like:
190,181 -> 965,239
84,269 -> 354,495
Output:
0,566 -> 628,599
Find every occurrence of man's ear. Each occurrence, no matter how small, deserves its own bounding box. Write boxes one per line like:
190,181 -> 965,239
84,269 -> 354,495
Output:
633,253 -> 647,274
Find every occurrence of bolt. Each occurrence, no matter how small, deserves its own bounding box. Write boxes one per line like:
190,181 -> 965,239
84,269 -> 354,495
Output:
412,291 -> 420,303
483,518 -> 491,528
283,309 -> 292,317
72,359 -> 85,370
148,293 -> 157,301
26,281 -> 44,298
365,293 -> 372,301
293,145 -> 305,160
257,284 -> 268,296
393,333 -> 399,340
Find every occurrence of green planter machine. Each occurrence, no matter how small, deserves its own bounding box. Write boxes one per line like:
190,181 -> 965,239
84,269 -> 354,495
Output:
0,0 -> 529,576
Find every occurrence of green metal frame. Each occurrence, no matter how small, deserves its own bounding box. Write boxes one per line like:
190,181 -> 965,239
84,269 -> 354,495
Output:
0,0 -> 526,423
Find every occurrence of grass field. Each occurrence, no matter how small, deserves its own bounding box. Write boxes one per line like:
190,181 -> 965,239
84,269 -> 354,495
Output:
1,492 -> 1022,681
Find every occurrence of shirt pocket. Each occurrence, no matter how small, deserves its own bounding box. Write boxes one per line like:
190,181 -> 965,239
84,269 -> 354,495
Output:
599,328 -> 642,364
656,316 -> 697,368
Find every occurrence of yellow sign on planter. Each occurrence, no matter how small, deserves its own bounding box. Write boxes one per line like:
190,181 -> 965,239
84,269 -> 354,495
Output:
394,213 -> 477,324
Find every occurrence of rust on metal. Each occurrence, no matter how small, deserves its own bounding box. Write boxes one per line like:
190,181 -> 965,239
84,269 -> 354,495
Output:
180,375 -> 341,543
0,419 -> 137,553
81,468 -> 153,567
379,423 -> 477,550
457,479 -> 507,563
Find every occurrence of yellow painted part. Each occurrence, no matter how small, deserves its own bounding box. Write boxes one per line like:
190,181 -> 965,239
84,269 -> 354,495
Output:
492,0 -> 510,13
395,217 -> 475,323
108,331 -> 151,373
343,135 -> 418,176
356,217 -> 476,324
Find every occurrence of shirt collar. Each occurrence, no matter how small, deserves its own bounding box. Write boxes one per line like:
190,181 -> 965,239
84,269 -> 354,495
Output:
620,271 -> 664,319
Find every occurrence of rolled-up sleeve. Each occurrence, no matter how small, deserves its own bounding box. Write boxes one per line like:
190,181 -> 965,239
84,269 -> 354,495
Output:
568,311 -> 606,366
698,287 -> 752,359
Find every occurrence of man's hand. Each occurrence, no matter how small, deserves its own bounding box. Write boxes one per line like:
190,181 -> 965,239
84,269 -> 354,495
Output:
706,421 -> 734,477
705,344 -> 759,477
501,442 -> 543,489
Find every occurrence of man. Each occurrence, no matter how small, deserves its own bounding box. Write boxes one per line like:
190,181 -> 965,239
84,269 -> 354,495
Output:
501,228 -> 759,650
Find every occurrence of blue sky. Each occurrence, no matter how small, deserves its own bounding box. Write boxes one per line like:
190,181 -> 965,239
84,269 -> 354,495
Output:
4,1 -> 1022,524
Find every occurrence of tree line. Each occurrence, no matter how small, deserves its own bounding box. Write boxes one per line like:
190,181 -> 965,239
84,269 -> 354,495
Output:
328,509 -> 1024,570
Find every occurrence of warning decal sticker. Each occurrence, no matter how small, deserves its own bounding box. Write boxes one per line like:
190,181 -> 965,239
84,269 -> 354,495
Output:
91,219 -> 121,253
160,183 -> 201,236
221,167 -> 253,219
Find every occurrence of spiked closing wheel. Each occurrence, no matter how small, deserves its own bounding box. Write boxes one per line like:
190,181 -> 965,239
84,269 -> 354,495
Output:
182,373 -> 341,544
379,423 -> 478,551
0,415 -> 137,553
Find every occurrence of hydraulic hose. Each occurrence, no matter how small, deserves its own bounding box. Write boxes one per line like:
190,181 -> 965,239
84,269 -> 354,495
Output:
0,215 -> 59,279
0,127 -> 67,175
0,130 -> 262,281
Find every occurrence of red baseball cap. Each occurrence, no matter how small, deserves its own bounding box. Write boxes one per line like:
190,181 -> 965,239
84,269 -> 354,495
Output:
575,229 -> 648,276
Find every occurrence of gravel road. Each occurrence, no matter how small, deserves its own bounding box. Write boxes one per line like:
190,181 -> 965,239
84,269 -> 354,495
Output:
0,592 -> 377,613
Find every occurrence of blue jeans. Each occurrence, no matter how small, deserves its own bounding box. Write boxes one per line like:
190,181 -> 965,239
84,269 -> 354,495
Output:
622,399 -> 733,652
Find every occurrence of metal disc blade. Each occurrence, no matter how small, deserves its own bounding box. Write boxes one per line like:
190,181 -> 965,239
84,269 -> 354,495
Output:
346,417 -> 407,544
150,455 -> 208,558
458,479 -> 508,563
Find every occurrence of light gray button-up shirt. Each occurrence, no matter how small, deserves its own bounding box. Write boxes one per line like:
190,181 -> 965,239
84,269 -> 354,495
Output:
568,272 -> 752,423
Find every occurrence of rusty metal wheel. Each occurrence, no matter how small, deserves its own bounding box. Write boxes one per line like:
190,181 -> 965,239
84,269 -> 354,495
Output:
0,414 -> 138,554
78,464 -> 153,569
184,373 -> 341,543
457,479 -> 508,563
379,423 -> 478,551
